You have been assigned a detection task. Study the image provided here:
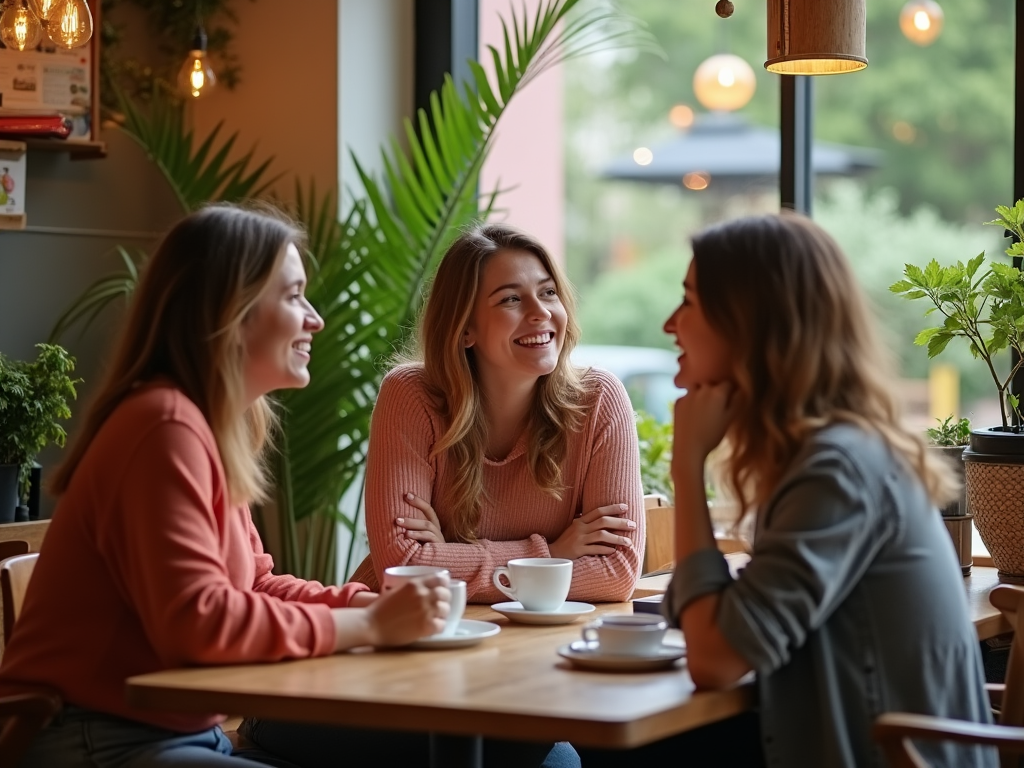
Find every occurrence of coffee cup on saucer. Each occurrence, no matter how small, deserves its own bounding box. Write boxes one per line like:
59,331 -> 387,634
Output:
440,579 -> 467,637
581,614 -> 668,657
492,557 -> 572,612
382,565 -> 450,594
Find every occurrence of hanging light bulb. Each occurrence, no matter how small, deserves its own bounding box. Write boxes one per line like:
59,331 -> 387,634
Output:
0,1 -> 43,52
178,25 -> 216,99
28,0 -> 60,24
46,0 -> 93,49
900,0 -> 943,46
693,54 -> 757,112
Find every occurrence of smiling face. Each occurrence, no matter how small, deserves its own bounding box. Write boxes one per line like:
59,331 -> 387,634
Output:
663,260 -> 733,390
463,248 -> 568,387
241,243 -> 324,401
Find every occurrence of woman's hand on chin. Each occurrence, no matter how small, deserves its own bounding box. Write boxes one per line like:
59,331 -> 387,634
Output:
673,380 -> 736,467
548,503 -> 636,560
396,493 -> 447,544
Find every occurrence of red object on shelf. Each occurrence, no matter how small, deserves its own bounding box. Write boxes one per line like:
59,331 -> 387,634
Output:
0,115 -> 73,139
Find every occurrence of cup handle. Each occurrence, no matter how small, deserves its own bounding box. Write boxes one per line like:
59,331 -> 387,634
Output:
581,623 -> 599,644
492,567 -> 517,602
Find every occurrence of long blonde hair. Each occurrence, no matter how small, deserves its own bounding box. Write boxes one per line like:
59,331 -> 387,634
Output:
53,202 -> 305,506
690,213 -> 957,516
413,224 -> 589,542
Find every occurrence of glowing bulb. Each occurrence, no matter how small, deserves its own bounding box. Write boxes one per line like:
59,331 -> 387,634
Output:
900,1 -> 943,46
693,54 -> 756,112
0,1 -> 43,51
178,50 -> 216,98
669,104 -> 694,129
28,0 -> 60,23
683,172 -> 711,191
177,25 -> 217,99
46,0 -> 93,49
633,147 -> 653,166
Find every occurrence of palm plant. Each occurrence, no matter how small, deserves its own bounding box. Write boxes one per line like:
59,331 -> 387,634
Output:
53,0 -> 656,584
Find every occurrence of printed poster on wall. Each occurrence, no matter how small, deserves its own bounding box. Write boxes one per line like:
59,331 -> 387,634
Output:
0,41 -> 92,141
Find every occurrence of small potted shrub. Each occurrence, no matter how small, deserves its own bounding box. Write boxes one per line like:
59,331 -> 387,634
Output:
926,415 -> 972,574
891,199 -> 1024,576
0,344 -> 78,523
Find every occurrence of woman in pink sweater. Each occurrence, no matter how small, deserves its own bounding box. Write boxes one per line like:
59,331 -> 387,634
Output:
0,204 -> 450,768
353,223 -> 645,603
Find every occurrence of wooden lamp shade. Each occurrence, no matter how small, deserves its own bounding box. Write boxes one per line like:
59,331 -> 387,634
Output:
766,0 -> 867,75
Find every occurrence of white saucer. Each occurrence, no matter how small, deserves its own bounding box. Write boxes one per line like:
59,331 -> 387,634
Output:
408,619 -> 501,650
490,601 -> 596,625
557,640 -> 686,672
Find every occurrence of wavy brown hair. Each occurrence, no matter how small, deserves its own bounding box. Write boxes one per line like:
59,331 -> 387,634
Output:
690,213 -> 957,517
411,223 -> 589,542
52,202 -> 305,506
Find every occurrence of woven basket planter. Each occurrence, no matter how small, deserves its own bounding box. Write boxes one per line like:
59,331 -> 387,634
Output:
964,429 -> 1024,577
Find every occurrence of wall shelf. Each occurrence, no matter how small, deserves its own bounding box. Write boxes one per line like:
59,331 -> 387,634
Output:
23,138 -> 107,159
0,0 -> 104,160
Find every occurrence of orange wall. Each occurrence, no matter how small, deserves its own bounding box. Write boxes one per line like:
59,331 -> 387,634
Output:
192,0 -> 339,201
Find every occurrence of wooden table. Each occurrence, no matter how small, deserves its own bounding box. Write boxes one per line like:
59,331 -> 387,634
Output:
126,603 -> 752,768
633,562 -> 1014,641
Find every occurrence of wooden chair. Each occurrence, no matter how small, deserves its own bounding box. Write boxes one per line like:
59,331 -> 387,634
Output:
874,584 -> 1024,768
642,494 -> 749,575
643,494 -> 675,574
0,552 -> 61,766
0,541 -> 28,562
1,554 -> 38,647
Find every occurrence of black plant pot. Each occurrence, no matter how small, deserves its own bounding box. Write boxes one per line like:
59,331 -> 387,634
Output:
962,428 -> 1024,577
0,464 -> 19,524
930,445 -> 972,576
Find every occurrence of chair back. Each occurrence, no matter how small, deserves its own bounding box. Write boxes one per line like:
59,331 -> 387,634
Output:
1,553 -> 38,646
643,494 -> 674,574
0,541 -> 28,562
990,584 -> 1024,729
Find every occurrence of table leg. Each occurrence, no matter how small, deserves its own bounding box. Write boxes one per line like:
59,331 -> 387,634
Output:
429,733 -> 483,768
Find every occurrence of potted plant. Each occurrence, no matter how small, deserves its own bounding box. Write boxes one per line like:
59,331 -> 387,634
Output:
891,199 -> 1024,576
926,415 -> 972,574
0,344 -> 78,524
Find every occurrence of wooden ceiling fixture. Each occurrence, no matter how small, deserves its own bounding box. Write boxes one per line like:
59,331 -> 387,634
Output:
765,0 -> 867,75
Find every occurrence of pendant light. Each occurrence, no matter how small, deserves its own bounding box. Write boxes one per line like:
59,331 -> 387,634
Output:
28,0 -> 60,24
0,0 -> 43,51
900,1 -> 943,46
178,24 -> 216,99
693,53 -> 757,112
46,0 -> 93,50
765,0 -> 867,75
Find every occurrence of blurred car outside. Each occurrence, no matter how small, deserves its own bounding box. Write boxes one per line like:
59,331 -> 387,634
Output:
571,344 -> 684,423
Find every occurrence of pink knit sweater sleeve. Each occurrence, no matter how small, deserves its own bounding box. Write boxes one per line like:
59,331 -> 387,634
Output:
248,516 -> 370,606
102,420 -> 338,665
564,372 -> 646,602
364,368 -> 550,598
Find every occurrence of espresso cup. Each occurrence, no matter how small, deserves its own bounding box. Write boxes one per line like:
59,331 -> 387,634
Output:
381,565 -> 450,594
440,579 -> 467,637
581,614 -> 668,657
492,557 -> 572,612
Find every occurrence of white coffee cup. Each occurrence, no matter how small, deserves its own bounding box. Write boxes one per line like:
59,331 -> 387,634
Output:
439,579 -> 467,637
492,557 -> 572,612
582,614 -> 667,657
381,565 -> 450,594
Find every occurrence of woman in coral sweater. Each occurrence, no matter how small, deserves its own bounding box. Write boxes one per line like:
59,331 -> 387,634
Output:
0,204 -> 449,768
353,223 -> 645,604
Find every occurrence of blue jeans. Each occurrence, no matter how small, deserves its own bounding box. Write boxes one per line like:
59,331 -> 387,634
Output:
16,706 -> 296,768
238,717 -> 580,768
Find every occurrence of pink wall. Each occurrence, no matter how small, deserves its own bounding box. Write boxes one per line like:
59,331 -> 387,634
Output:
479,0 -> 565,265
